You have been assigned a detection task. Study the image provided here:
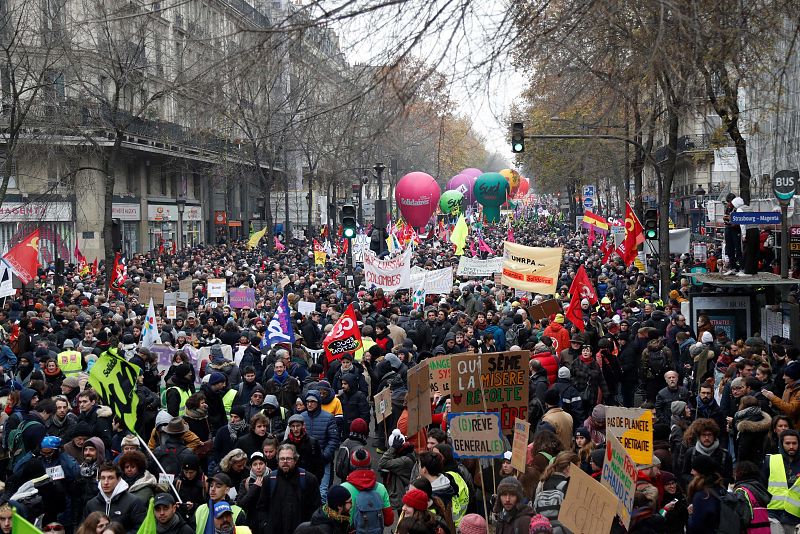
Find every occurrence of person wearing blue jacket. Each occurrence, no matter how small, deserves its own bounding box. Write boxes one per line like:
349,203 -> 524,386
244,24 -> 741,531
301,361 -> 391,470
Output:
301,390 -> 340,504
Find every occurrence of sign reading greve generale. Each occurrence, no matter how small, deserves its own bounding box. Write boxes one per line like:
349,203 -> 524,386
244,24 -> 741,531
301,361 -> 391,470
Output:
448,412 -> 504,459
449,351 -> 529,433
501,241 -> 563,294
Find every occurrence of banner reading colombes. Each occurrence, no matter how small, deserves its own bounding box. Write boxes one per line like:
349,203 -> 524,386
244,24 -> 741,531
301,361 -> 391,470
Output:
323,303 -> 364,363
500,241 -> 563,294
363,247 -> 412,291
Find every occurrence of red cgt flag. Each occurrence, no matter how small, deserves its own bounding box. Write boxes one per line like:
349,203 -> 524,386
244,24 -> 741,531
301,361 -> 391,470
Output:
565,265 -> 598,332
615,201 -> 644,266
3,229 -> 40,284
323,303 -> 363,363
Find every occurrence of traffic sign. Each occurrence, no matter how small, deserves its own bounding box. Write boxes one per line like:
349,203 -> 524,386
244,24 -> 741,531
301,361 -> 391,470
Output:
774,169 -> 799,206
583,185 -> 595,197
730,211 -> 782,225
583,197 -> 594,209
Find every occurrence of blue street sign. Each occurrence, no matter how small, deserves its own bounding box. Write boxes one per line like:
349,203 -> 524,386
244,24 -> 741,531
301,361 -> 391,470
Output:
583,185 -> 595,197
583,197 -> 594,209
730,211 -> 782,225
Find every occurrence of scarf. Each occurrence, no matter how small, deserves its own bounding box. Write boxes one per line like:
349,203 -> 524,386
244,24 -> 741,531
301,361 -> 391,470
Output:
272,372 -> 288,385
228,420 -> 247,442
287,430 -> 306,444
157,514 -> 182,534
734,405 -> 763,423
185,406 -> 208,420
44,367 -> 62,378
695,438 -> 720,456
579,353 -> 594,364
323,505 -> 351,524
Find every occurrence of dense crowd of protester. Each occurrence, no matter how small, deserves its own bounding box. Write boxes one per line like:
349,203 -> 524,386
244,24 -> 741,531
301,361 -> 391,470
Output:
0,199 -> 798,534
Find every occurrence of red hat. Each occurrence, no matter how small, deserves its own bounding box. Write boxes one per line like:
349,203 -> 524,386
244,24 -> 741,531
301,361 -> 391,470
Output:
350,447 -> 371,469
402,488 -> 429,512
349,418 -> 368,435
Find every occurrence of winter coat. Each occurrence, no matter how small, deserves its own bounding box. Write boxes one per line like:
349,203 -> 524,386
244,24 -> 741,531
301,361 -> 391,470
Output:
655,386 -> 690,425
541,408 -> 574,451
338,389 -> 370,432
378,444 -> 416,510
531,352 -> 559,385
550,378 -> 584,430
301,405 -> 340,462
84,479 -> 147,534
258,467 -> 321,534
529,369 -> 549,405
77,404 -> 114,453
494,502 -> 535,534
264,374 -> 302,411
282,432 -> 324,481
543,323 -> 570,354
127,471 -> 159,504
734,407 -> 771,464
569,358 -> 610,406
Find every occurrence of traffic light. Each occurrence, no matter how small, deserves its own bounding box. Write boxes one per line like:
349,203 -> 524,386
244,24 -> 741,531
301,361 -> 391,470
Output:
511,122 -> 525,153
341,204 -> 357,239
644,208 -> 658,240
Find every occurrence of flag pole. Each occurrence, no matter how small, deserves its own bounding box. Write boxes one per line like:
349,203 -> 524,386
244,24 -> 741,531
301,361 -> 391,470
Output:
135,433 -> 184,502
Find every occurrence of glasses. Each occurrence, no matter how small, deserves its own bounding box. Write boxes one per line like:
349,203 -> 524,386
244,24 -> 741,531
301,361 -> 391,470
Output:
278,457 -> 295,463
44,525 -> 65,532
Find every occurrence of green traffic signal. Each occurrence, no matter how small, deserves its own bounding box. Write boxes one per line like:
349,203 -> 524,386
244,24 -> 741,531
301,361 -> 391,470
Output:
645,229 -> 657,239
511,122 -> 525,153
343,227 -> 355,238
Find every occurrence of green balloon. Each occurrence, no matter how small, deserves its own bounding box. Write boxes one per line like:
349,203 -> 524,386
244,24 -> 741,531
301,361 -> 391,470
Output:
439,190 -> 464,214
474,172 -> 509,223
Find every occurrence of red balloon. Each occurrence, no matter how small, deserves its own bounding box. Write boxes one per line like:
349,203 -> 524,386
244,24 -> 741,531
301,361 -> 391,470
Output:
517,177 -> 530,197
394,172 -> 441,228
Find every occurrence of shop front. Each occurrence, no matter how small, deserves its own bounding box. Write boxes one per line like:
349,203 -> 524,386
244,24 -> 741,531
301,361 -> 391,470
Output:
148,203 -> 203,252
0,201 -> 74,264
112,202 -> 141,257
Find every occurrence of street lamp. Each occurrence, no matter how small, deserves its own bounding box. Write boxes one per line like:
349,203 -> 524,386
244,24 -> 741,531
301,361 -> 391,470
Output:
694,185 -> 706,237
176,195 -> 186,250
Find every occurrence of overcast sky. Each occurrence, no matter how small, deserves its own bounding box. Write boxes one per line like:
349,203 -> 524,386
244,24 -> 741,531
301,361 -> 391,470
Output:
334,1 -> 525,170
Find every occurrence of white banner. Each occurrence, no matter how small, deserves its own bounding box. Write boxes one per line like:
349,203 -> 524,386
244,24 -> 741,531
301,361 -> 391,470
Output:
353,234 -> 369,264
364,247 -> 412,291
646,228 -> 691,255
410,266 -> 453,294
456,256 -> 505,277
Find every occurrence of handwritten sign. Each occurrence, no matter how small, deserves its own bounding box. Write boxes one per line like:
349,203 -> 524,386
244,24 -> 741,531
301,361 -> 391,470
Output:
139,282 -> 164,306
178,279 -> 193,304
606,407 -> 654,465
448,412 -> 504,459
229,288 -> 256,309
427,355 -> 451,395
558,461 -> 618,534
164,292 -> 178,308
406,362 -> 432,438
297,301 -> 317,316
207,278 -> 226,298
511,418 -> 530,473
527,299 -> 562,321
601,434 -> 636,528
449,351 -> 529,433
374,387 -> 393,424
166,305 -> 177,319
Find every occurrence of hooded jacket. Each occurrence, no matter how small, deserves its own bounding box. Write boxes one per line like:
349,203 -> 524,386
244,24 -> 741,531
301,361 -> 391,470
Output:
377,444 -> 416,509
301,391 -> 340,461
494,501 -> 535,534
341,468 -> 393,527
734,406 -> 772,464
84,478 -> 147,534
543,322 -> 570,354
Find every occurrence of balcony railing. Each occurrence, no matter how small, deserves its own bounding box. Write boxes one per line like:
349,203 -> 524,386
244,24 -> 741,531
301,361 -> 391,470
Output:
654,134 -> 713,163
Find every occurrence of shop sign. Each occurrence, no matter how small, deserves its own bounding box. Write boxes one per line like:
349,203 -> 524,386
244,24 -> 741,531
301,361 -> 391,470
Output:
112,203 -> 141,221
0,202 -> 72,222
214,211 -> 227,225
148,204 -> 202,222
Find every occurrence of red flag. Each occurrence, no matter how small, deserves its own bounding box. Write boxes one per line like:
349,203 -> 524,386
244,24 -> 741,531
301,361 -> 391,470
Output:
564,265 -> 598,332
587,225 -> 596,247
323,303 -> 364,363
91,258 -> 98,277
3,229 -> 40,284
110,252 -> 128,295
600,236 -> 614,264
507,226 -> 515,243
74,244 -> 87,273
616,202 -> 644,266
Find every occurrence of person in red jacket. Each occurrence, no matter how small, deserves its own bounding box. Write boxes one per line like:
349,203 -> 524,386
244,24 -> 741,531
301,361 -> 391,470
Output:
543,315 -> 571,354
531,342 -> 559,385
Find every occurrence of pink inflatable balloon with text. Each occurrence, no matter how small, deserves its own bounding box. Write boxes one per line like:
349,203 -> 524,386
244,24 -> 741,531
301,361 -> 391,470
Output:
395,172 -> 441,228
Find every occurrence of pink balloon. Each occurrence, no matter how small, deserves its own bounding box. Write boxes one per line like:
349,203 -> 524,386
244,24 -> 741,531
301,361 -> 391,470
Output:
395,172 -> 441,228
447,174 -> 476,205
517,177 -> 530,197
460,168 -> 482,179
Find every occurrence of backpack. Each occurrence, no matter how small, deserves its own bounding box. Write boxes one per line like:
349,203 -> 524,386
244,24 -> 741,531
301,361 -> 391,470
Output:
717,488 -> 750,534
647,349 -> 667,377
353,487 -> 384,534
8,420 -> 39,470
154,443 -> 189,476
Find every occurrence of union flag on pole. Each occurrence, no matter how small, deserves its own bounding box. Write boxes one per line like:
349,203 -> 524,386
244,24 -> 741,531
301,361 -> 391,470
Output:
565,265 -> 598,332
3,229 -> 40,284
323,303 -> 363,363
313,239 -> 326,266
615,202 -> 644,266
110,252 -> 128,295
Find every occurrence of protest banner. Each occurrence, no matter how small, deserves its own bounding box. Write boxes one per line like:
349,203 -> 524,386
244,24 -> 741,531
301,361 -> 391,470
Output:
427,354 -> 451,395
501,241 -> 563,294
88,350 -> 140,431
406,362 -> 432,440
410,266 -> 453,295
601,434 -> 636,528
139,282 -> 164,306
527,299 -> 562,321
363,247 -> 412,291
207,278 -> 226,298
449,351 -> 529,433
558,462 -> 618,534
606,406 -> 654,465
163,292 -> 178,308
297,301 -> 317,316
229,288 -> 256,309
374,387 -> 393,424
322,303 -> 364,362
448,412 -> 504,459
456,256 -> 505,277
511,418 -> 530,473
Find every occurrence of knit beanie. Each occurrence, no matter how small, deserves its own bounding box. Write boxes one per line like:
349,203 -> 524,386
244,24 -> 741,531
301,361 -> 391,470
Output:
327,485 -> 350,510
349,418 -> 369,437
402,488 -> 429,512
496,476 -> 524,500
670,400 -> 687,416
458,514 -> 487,534
529,514 -> 554,534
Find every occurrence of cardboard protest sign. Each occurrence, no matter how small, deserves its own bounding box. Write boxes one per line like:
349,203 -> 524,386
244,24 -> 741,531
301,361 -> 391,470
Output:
297,301 -> 317,316
449,351 -> 529,433
179,278 -> 193,296
527,299 -> 562,321
558,462 -> 618,534
427,355 -> 451,395
374,387 -> 393,424
406,362 -> 432,438
279,276 -> 291,289
229,288 -> 256,309
163,292 -> 178,308
207,278 -> 227,298
511,418 -> 530,473
501,242 -> 563,294
448,412 -> 504,459
606,407 -> 654,465
601,434 -> 636,528
139,282 -> 164,306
